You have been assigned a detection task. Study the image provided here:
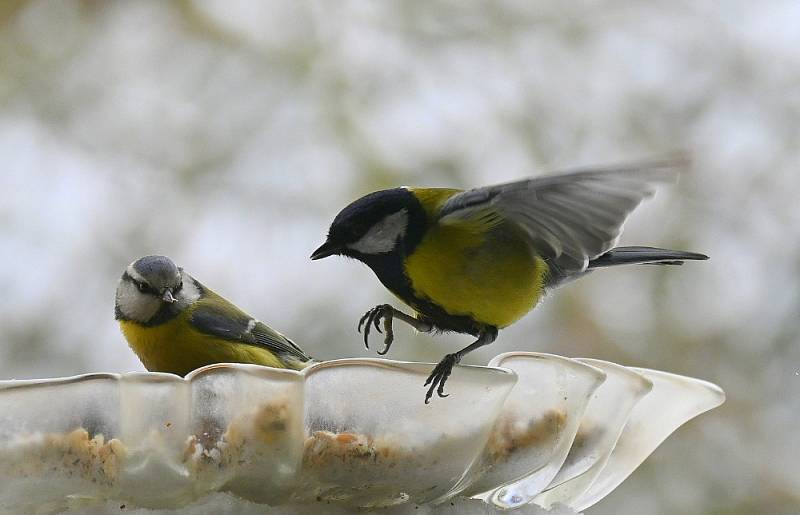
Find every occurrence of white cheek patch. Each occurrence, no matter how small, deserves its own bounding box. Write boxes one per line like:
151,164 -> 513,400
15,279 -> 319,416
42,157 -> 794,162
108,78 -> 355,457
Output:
116,270 -> 204,324
176,271 -> 201,308
348,209 -> 409,255
116,280 -> 161,322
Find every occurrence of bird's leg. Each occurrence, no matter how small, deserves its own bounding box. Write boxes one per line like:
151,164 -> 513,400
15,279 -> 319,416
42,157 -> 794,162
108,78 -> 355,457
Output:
357,304 -> 432,355
424,326 -> 498,404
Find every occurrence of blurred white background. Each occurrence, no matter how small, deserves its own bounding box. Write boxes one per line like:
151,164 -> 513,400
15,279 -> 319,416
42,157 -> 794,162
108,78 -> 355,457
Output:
1,1 -> 798,513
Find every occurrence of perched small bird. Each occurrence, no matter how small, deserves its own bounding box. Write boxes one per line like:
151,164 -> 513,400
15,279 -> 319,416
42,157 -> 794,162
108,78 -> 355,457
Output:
115,255 -> 312,376
311,159 -> 708,403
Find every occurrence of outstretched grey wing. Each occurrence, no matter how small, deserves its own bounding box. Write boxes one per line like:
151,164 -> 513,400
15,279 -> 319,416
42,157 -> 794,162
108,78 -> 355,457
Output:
438,159 -> 683,275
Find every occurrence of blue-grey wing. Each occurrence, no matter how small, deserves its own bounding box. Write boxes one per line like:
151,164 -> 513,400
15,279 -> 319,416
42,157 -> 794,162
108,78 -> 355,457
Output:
190,301 -> 311,362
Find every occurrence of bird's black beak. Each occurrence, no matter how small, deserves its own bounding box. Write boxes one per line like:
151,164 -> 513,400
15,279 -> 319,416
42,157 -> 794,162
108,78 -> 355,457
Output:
162,289 -> 176,303
311,240 -> 340,260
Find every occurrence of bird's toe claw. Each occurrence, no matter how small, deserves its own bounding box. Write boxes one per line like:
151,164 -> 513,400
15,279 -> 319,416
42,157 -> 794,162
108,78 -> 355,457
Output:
376,336 -> 393,355
358,305 -> 395,352
424,354 -> 458,404
376,309 -> 394,355
357,310 -> 371,334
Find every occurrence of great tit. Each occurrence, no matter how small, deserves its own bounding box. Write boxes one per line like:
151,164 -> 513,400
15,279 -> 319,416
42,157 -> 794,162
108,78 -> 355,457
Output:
115,255 -> 312,376
311,159 -> 708,403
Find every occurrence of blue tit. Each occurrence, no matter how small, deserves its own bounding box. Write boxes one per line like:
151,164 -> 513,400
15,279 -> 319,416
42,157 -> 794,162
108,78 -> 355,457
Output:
311,159 -> 708,403
115,255 -> 312,376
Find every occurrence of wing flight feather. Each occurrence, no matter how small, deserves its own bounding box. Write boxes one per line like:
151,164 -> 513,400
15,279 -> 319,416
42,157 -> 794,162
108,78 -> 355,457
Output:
438,159 -> 683,273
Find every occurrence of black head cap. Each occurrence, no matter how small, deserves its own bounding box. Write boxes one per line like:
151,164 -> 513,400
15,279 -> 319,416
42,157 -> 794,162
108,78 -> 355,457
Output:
311,188 -> 424,260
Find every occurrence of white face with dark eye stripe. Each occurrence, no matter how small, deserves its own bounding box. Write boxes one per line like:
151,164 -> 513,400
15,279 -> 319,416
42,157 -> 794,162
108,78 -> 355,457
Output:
347,208 -> 409,255
116,272 -> 162,322
115,256 -> 201,324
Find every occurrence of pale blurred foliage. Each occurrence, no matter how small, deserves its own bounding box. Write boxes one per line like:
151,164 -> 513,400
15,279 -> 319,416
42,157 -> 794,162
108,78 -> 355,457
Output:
0,0 -> 798,513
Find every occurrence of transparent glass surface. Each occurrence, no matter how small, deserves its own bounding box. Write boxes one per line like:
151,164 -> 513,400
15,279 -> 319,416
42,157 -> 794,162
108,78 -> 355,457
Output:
0,374 -> 122,512
298,358 -> 517,508
533,359 -> 652,509
186,365 -> 305,504
0,358 -> 723,511
0,365 -> 306,511
465,353 -> 606,509
116,372 -> 194,507
572,368 -> 726,511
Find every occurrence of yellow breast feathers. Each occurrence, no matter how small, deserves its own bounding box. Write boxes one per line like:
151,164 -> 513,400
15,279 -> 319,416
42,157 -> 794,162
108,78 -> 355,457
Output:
119,313 -> 289,377
405,189 -> 547,328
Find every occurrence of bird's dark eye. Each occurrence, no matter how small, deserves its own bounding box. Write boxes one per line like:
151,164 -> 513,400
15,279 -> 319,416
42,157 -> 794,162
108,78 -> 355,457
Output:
132,280 -> 157,295
173,281 -> 183,293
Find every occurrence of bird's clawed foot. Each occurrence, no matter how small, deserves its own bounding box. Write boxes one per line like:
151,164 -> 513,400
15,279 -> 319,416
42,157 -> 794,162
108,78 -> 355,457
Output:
357,304 -> 395,354
424,353 -> 460,404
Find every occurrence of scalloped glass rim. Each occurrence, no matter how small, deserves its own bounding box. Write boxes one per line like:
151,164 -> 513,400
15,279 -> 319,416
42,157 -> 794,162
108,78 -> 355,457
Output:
466,352 -> 607,509
572,367 -> 726,511
531,358 -> 653,509
0,358 -> 518,387
0,356 -> 724,512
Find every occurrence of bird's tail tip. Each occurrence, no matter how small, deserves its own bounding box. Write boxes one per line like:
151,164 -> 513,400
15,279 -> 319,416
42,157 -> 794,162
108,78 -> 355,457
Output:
589,246 -> 709,268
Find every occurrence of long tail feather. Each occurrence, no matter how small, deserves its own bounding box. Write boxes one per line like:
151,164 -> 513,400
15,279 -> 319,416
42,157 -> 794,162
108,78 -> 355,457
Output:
588,246 -> 709,268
